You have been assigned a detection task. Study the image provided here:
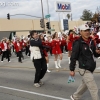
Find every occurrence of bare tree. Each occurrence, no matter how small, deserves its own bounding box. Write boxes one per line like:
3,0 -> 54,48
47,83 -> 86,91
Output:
97,6 -> 100,14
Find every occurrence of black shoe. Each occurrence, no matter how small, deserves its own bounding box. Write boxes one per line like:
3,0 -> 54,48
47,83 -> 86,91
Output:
22,56 -> 24,60
19,61 -> 22,63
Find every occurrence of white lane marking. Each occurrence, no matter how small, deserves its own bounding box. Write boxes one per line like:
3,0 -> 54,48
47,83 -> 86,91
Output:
0,86 -> 70,100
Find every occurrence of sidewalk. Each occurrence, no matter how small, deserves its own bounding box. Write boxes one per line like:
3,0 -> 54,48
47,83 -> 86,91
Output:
0,53 -> 100,73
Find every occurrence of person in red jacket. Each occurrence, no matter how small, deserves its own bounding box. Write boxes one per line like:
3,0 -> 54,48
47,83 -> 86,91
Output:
47,35 -> 52,56
39,34 -> 51,72
14,38 -> 23,63
1,38 -> 11,62
52,32 -> 62,68
67,30 -> 75,64
60,35 -> 67,53
0,41 -> 2,55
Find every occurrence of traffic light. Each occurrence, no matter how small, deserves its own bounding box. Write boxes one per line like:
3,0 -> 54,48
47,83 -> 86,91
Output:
40,19 -> 44,28
7,13 -> 10,20
46,22 -> 50,29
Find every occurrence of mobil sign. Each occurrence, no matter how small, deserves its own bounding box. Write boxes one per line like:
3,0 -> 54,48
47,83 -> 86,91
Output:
55,1 -> 71,12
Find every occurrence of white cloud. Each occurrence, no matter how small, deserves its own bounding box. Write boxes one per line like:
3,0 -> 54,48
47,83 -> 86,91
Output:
0,0 -> 100,20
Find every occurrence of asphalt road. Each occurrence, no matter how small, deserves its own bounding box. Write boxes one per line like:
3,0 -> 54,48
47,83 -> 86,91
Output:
0,53 -> 100,100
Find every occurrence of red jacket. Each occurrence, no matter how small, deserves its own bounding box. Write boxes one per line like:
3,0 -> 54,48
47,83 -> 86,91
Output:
0,42 -> 1,49
51,39 -> 62,54
14,42 -> 22,52
1,42 -> 9,51
61,38 -> 66,46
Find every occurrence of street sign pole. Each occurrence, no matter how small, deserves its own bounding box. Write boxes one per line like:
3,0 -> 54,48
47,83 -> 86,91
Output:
47,0 -> 51,34
41,0 -> 45,32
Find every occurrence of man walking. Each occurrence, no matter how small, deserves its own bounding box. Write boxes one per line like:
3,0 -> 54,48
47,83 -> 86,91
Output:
69,24 -> 100,100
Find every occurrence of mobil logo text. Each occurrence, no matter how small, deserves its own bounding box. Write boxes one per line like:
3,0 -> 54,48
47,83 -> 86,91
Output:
57,3 -> 71,10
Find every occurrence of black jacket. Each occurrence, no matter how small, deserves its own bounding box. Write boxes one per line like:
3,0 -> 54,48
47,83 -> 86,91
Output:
30,38 -> 50,58
69,37 -> 100,72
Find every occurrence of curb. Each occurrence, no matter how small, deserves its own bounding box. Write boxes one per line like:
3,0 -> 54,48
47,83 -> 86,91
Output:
0,66 -> 100,73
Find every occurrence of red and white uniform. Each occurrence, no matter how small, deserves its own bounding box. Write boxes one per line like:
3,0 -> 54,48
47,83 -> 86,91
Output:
1,42 -> 8,51
91,35 -> 100,45
67,34 -> 74,51
51,39 -> 62,54
0,42 -> 1,49
0,42 -> 1,55
21,40 -> 26,49
42,40 -> 51,57
61,38 -> 67,47
14,41 -> 22,52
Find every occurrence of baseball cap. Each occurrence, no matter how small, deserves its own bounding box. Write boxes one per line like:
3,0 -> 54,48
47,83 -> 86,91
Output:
80,24 -> 90,31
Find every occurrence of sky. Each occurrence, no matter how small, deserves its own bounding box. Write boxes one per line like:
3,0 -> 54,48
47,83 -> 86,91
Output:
0,0 -> 100,21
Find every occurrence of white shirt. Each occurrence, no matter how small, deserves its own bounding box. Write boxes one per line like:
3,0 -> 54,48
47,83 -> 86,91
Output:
4,43 -> 7,51
17,42 -> 20,46
97,31 -> 100,47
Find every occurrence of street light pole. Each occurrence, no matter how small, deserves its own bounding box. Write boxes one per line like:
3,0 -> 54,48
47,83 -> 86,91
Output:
58,13 -> 61,32
41,0 -> 45,32
47,0 -> 51,34
47,0 -> 50,22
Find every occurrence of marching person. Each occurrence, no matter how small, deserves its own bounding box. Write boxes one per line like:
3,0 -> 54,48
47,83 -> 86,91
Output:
47,35 -> 52,56
30,31 -> 47,88
67,30 -> 75,64
1,38 -> 11,62
14,38 -> 23,63
51,32 -> 62,69
39,34 -> 51,72
60,34 -> 67,53
0,41 -> 2,55
70,24 -> 100,100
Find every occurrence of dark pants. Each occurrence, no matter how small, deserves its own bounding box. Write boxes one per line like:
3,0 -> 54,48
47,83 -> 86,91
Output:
60,46 -> 64,53
17,51 -> 22,62
33,57 -> 47,83
65,45 -> 68,52
0,48 -> 2,55
1,50 -> 10,62
12,46 -> 14,52
50,48 -> 52,56
25,46 -> 30,56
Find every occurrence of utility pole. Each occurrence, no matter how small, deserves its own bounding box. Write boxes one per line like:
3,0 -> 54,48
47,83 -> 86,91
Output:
71,13 -> 72,21
47,0 -> 51,34
41,0 -> 45,32
58,13 -> 61,32
47,0 -> 50,24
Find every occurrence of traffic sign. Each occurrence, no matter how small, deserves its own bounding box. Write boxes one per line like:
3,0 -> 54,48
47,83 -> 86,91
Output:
45,14 -> 51,18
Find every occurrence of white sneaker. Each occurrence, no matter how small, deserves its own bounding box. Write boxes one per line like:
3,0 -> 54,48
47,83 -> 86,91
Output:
55,61 -> 59,69
58,65 -> 61,68
1,61 -> 3,62
98,57 -> 100,59
47,69 -> 51,73
55,66 -> 59,69
9,61 -> 11,62
70,95 -> 75,100
34,83 -> 41,87
58,60 -> 62,68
